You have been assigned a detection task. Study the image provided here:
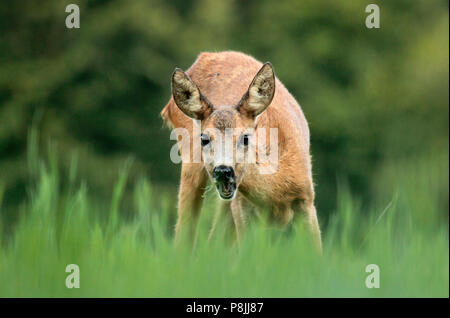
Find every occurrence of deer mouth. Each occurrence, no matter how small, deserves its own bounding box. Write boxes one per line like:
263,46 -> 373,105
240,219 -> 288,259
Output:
216,181 -> 236,200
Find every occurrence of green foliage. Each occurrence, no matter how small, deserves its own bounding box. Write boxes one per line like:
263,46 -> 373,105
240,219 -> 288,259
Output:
0,146 -> 447,297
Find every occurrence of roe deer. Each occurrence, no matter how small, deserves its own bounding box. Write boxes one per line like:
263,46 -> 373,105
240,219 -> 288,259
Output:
161,51 -> 321,251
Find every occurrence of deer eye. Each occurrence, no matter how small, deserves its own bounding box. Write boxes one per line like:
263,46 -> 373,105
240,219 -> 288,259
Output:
240,134 -> 250,146
200,134 -> 210,147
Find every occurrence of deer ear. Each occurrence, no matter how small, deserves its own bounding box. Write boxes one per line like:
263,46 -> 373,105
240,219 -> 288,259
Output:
237,62 -> 275,119
172,68 -> 212,120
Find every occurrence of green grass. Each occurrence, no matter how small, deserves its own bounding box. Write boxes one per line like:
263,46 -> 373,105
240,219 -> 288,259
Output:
0,144 -> 448,297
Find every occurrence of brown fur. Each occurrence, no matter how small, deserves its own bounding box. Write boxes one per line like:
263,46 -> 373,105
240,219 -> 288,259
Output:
212,110 -> 234,131
161,51 -> 321,251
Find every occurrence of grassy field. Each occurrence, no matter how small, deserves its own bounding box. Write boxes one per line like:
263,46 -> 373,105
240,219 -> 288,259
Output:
0,143 -> 448,297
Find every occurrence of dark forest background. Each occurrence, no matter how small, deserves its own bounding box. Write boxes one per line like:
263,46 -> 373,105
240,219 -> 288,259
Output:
0,0 -> 448,225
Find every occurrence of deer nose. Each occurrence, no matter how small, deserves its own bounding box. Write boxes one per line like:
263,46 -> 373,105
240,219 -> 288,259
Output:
213,165 -> 235,182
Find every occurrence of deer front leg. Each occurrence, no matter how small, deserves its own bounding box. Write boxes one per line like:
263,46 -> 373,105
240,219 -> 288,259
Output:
208,194 -> 248,246
304,203 -> 322,253
230,193 -> 248,245
174,163 -> 207,246
208,200 -> 235,243
293,199 -> 322,254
